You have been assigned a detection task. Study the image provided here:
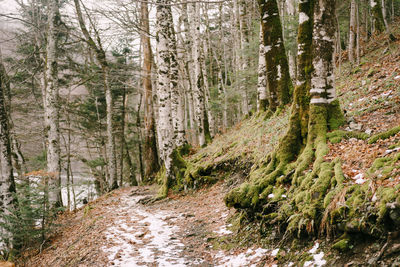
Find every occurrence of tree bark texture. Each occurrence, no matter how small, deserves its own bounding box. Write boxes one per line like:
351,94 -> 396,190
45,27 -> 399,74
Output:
141,2 -> 160,180
371,0 -> 387,33
156,0 -> 175,185
0,52 -> 16,251
259,0 -> 293,111
45,0 -> 62,207
257,26 -> 268,112
349,0 -> 356,64
188,3 -> 206,146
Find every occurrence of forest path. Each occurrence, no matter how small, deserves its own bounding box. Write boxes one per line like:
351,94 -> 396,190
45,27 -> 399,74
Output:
101,183 -> 271,266
23,182 -> 273,266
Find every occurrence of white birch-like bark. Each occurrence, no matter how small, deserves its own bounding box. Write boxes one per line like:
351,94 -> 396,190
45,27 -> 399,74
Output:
257,27 -> 268,112
188,3 -> 206,146
0,50 -> 16,251
238,0 -> 249,116
180,4 -> 196,144
202,38 -> 215,138
156,0 -> 174,178
45,0 -> 62,206
310,0 -> 337,105
381,0 -> 389,29
349,0 -> 356,64
219,4 -> 229,130
167,9 -> 186,147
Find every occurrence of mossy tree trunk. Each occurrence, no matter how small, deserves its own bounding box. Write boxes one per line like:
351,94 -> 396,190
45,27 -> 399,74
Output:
156,0 -> 189,198
141,2 -> 160,181
226,0 -> 346,237
258,0 -> 293,112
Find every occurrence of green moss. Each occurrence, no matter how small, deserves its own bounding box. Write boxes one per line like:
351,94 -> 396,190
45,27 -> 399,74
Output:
327,130 -> 369,144
367,68 -> 376,77
368,125 -> 400,144
332,234 -> 351,252
327,100 -> 346,130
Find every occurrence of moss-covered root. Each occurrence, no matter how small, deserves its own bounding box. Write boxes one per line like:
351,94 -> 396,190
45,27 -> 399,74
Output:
368,125 -> 400,144
224,149 -> 293,210
157,144 -> 190,199
327,130 -> 369,144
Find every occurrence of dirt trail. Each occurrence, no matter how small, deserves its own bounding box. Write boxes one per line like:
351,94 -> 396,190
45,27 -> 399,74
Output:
23,182 -> 273,267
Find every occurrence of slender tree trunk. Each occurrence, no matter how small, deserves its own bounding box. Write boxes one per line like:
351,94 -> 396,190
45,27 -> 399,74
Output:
188,3 -> 206,146
0,53 -> 26,177
202,39 -> 215,139
141,2 -> 160,180
259,0 -> 293,112
349,0 -> 356,64
371,0 -> 387,33
45,0 -> 62,207
238,0 -> 250,117
257,26 -> 268,112
74,0 -> 118,190
356,1 -> 361,65
0,51 -> 16,252
136,94 -> 144,183
119,78 -> 127,186
381,0 -> 389,29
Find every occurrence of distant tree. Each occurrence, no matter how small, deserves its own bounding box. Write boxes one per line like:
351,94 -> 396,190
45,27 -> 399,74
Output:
0,50 -> 16,254
74,0 -> 118,190
45,0 -> 62,207
140,2 -> 160,181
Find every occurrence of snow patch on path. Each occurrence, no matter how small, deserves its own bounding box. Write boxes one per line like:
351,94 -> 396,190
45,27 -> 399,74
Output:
215,247 -> 268,267
304,242 -> 326,267
102,196 -> 195,266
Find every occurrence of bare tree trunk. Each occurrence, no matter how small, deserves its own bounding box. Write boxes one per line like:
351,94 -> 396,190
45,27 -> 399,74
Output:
257,26 -> 268,112
202,39 -> 215,139
371,0 -> 387,33
141,2 -> 160,180
168,9 -> 186,147
381,0 -> 389,29
0,53 -> 26,177
0,50 -> 16,252
136,94 -> 144,183
74,0 -> 118,190
45,0 -> 62,207
156,0 -> 175,195
349,0 -> 356,64
356,1 -> 361,65
239,0 -> 250,116
188,3 -> 206,146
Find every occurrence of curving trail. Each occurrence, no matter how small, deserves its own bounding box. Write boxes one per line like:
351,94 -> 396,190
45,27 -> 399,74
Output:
102,184 -> 272,266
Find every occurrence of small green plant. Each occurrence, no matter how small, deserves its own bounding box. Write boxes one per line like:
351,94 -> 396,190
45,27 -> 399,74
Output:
0,171 -> 62,256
